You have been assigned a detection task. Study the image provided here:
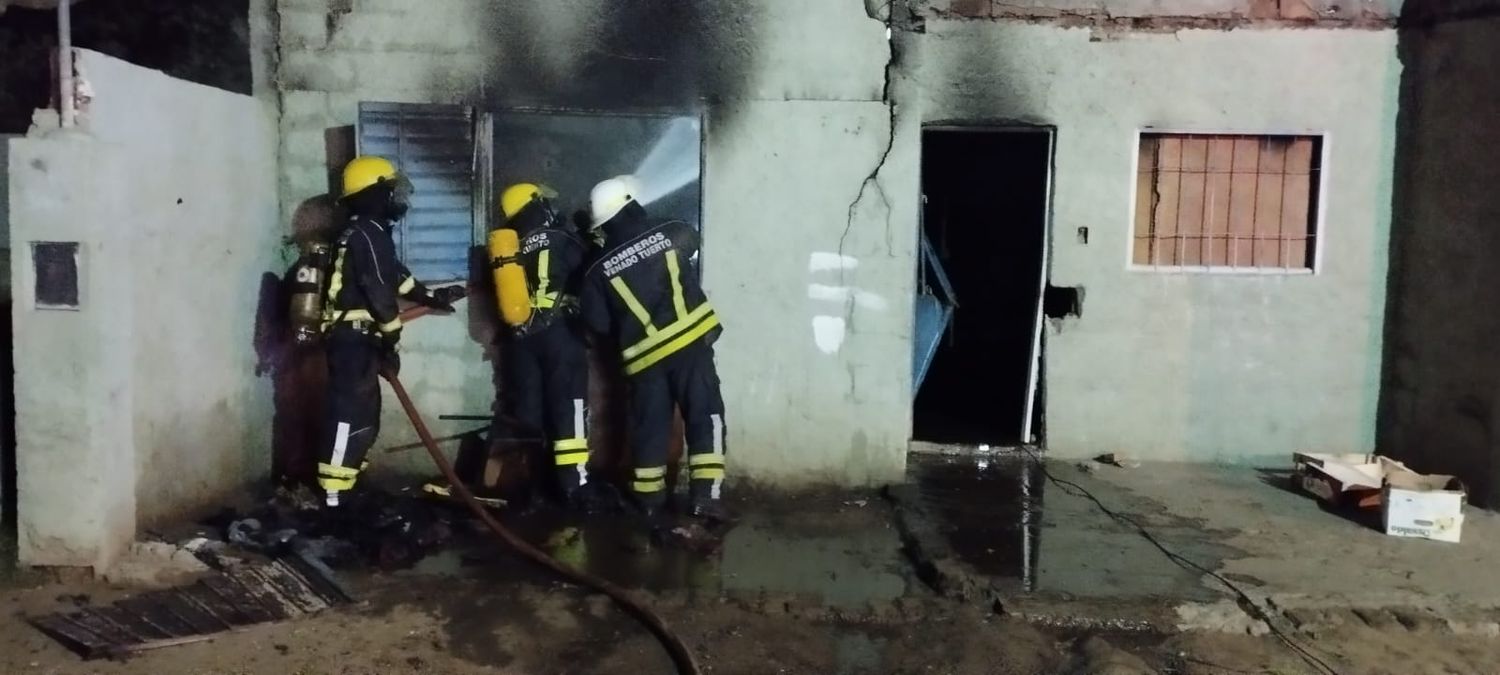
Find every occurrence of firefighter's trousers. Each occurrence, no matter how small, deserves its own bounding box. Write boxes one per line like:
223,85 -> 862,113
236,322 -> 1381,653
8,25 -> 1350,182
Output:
626,341 -> 726,507
499,320 -> 592,494
318,326 -> 383,507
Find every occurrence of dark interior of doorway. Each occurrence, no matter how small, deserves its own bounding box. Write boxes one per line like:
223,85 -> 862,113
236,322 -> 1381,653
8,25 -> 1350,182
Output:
914,129 -> 1049,446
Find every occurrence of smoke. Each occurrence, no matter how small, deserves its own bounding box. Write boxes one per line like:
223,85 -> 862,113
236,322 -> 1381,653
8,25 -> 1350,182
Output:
631,116 -> 701,206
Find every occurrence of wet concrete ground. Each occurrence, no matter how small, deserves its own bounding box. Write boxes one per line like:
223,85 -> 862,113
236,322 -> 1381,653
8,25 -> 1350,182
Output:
405,489 -> 914,611
894,450 -> 1500,637
11,453 -> 1500,673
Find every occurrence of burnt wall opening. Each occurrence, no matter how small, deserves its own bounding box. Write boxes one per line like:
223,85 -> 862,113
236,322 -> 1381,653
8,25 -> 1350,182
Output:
914,129 -> 1050,446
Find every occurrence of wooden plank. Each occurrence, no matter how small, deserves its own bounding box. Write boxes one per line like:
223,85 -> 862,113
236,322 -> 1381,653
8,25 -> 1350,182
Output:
97,606 -> 172,642
1282,138 -> 1316,269
1134,137 -> 1157,265
1153,137 -> 1183,266
1177,137 -> 1209,266
1203,137 -> 1236,266
174,588 -> 237,632
246,563 -> 328,615
225,567 -> 301,618
1253,138 -> 1289,268
117,597 -> 195,638
200,576 -> 273,625
70,608 -> 147,645
29,615 -> 114,659
1227,137 -> 1261,267
28,562 -> 357,661
157,589 -> 230,634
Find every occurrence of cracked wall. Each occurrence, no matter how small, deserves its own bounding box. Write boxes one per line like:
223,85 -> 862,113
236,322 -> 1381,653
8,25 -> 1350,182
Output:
272,0 -> 1398,484
272,0 -> 909,486
910,21 -> 1399,463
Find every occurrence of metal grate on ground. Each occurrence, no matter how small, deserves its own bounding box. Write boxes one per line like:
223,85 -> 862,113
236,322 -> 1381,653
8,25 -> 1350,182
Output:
28,556 -> 353,660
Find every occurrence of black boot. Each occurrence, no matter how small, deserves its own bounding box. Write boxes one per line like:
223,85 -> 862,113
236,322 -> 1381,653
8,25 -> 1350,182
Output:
687,497 -> 732,525
565,481 -> 624,514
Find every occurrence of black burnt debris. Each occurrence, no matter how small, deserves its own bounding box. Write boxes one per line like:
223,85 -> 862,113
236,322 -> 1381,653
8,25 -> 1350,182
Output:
205,486 -> 461,573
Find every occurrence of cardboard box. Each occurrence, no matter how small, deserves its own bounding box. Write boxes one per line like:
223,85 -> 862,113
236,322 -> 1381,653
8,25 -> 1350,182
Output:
1292,453 -> 1467,543
1383,469 -> 1466,543
1292,453 -> 1391,509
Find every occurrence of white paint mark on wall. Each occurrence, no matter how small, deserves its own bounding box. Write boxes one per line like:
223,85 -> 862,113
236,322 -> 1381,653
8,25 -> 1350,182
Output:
809,252 -> 859,272
807,283 -> 888,311
812,316 -> 846,354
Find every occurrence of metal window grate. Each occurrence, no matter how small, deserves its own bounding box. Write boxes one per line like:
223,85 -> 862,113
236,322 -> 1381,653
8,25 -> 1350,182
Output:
1133,133 -> 1322,271
357,103 -> 477,282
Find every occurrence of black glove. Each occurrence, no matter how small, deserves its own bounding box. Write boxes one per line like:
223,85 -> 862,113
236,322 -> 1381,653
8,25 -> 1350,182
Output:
432,285 -> 466,305
379,329 -> 402,375
417,285 -> 465,311
416,293 -> 450,311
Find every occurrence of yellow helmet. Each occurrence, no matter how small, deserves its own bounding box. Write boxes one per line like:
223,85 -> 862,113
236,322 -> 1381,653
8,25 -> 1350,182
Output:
500,182 -> 558,221
341,156 -> 400,198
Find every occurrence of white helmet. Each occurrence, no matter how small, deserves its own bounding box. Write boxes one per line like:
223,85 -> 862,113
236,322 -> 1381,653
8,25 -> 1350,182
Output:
589,175 -> 640,228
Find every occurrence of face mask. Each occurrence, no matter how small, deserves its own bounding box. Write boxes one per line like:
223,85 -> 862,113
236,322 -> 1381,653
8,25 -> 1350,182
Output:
388,175 -> 414,221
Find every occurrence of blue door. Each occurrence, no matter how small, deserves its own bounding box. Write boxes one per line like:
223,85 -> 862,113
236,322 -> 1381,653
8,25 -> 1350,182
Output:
912,228 -> 957,398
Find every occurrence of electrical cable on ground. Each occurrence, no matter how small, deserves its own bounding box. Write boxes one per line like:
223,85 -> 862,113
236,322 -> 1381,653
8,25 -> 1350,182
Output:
382,369 -> 702,675
1016,446 -> 1343,675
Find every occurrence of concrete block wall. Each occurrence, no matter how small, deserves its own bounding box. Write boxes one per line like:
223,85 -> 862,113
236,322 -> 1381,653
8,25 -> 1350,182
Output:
922,0 -> 1401,22
271,0 -> 910,485
8,50 -> 278,569
912,23 -> 1399,463
271,0 -> 1399,484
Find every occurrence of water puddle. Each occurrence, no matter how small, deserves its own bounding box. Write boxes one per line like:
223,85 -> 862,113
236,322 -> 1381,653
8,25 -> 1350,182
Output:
904,451 -> 1234,602
908,452 -> 1044,592
402,495 -> 913,610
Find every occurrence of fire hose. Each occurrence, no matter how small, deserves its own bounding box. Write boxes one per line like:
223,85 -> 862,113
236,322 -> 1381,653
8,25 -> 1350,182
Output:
380,368 -> 702,675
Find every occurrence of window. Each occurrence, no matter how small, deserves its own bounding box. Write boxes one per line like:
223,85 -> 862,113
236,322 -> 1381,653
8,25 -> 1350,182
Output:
357,103 -> 479,282
1132,133 -> 1323,272
356,103 -> 706,282
488,110 -> 704,236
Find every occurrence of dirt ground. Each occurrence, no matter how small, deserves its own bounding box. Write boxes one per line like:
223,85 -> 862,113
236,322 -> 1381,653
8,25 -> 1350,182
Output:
5,489 -> 1500,674
5,570 -> 1500,675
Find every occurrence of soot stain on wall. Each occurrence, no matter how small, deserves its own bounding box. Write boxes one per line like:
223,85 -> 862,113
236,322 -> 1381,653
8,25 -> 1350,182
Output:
469,1 -> 763,119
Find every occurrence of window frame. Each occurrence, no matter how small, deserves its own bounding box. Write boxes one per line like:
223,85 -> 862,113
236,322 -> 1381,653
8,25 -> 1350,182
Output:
354,102 -> 482,284
483,104 -> 708,234
356,102 -> 708,283
1125,128 -> 1331,276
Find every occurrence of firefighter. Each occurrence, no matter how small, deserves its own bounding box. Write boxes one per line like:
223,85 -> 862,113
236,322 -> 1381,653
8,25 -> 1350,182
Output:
493,182 -> 605,509
579,175 -> 728,523
318,155 -> 463,508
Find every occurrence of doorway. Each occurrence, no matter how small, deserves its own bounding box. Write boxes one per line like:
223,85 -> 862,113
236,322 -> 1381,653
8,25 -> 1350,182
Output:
913,128 -> 1052,446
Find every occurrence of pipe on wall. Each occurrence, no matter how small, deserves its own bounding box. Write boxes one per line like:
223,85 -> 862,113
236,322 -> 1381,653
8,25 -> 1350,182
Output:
57,0 -> 72,127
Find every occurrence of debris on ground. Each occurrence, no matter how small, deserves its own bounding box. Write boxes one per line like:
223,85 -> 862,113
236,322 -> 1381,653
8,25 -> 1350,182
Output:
422,481 -> 507,509
201,484 -> 462,571
100,542 -> 211,587
29,555 -> 352,660
1093,453 -> 1140,469
1065,635 -> 1156,675
1293,452 -> 1467,542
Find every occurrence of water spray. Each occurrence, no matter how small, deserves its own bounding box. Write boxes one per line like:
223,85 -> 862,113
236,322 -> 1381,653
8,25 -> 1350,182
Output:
632,117 -> 702,207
